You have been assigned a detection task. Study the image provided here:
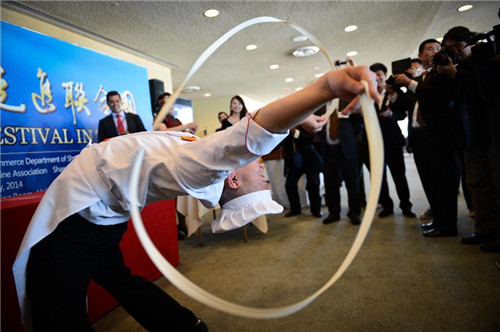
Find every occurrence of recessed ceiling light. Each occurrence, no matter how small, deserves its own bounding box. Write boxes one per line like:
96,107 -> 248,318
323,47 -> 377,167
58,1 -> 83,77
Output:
436,37 -> 444,42
204,9 -> 220,18
295,87 -> 303,91
285,78 -> 294,83
346,51 -> 358,57
292,35 -> 308,42
314,73 -> 325,78
344,25 -> 358,32
458,5 -> 473,12
269,64 -> 280,70
182,86 -> 201,93
246,44 -> 257,51
292,46 -> 319,57
204,93 -> 211,97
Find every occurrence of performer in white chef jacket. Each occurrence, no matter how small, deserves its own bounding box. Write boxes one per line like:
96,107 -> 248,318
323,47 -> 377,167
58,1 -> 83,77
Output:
13,66 -> 378,332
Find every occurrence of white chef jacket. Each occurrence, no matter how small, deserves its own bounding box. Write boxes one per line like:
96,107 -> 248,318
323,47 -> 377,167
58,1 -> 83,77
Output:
13,114 -> 287,330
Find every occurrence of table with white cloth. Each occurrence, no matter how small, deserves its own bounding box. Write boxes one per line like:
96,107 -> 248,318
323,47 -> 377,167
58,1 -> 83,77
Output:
176,195 -> 268,244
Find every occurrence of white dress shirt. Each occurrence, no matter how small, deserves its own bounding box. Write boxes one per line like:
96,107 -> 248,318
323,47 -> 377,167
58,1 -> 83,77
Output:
13,113 -> 287,330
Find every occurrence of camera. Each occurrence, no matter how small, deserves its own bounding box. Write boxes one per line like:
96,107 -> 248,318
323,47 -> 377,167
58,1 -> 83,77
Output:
433,46 -> 457,66
385,72 -> 411,90
470,24 -> 500,60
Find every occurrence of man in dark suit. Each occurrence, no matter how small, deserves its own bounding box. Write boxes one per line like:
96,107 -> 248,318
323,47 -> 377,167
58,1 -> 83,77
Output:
98,91 -> 146,142
363,63 -> 415,219
438,26 -> 497,246
322,101 -> 363,225
283,123 -> 324,218
396,39 -> 459,237
398,59 -> 437,220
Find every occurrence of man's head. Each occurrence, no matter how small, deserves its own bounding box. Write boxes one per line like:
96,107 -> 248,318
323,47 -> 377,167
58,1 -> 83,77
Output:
218,111 -> 228,124
106,91 -> 122,114
219,160 -> 270,206
369,63 -> 387,93
443,26 -> 473,63
418,39 -> 441,69
213,159 -> 282,233
410,58 -> 423,77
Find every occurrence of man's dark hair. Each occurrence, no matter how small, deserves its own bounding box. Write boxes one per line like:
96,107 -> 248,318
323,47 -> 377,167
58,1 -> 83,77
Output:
411,58 -> 423,65
443,26 -> 472,44
418,39 -> 440,54
369,63 -> 387,74
106,91 -> 121,103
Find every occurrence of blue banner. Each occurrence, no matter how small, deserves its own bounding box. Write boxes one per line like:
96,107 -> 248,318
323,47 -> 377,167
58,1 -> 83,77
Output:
0,21 -> 153,198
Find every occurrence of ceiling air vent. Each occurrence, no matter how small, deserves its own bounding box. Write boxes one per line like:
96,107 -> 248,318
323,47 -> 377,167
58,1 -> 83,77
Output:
292,46 -> 319,57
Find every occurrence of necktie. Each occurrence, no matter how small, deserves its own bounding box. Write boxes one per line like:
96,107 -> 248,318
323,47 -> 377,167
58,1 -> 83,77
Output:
329,110 -> 339,140
116,114 -> 125,133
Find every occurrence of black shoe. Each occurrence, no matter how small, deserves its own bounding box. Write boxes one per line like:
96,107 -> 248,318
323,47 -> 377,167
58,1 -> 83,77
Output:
350,216 -> 361,225
322,214 -> 340,224
312,211 -> 323,218
402,209 -> 416,218
178,228 -> 187,240
419,208 -> 433,220
194,319 -> 209,332
423,228 -> 457,237
421,221 -> 435,230
285,211 -> 301,218
461,233 -> 494,245
481,240 -> 500,252
378,209 -> 394,218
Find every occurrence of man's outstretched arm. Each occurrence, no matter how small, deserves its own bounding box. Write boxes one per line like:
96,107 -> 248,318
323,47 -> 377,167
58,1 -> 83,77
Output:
253,66 -> 378,133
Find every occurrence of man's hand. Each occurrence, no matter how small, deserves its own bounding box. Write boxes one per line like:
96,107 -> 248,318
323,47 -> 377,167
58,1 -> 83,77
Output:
379,109 -> 393,118
436,58 -> 457,78
300,114 -> 327,133
393,73 -> 412,87
327,65 -> 379,116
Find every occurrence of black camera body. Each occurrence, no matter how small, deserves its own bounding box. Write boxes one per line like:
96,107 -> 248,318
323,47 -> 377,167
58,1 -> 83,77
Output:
433,46 -> 457,66
471,24 -> 500,60
385,72 -> 412,90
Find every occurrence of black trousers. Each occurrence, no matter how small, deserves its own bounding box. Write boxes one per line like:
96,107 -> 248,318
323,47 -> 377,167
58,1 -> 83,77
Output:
411,127 -> 437,210
427,133 -> 460,231
26,213 -> 198,332
285,146 -> 322,215
323,144 -> 361,217
360,139 -> 411,211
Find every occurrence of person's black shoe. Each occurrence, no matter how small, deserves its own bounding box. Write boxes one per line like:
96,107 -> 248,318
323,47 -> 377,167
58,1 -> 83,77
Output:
322,214 -> 340,224
194,319 -> 209,331
481,240 -> 500,252
312,211 -> 323,218
378,209 -> 394,218
402,209 -> 416,218
285,211 -> 301,218
421,221 -> 435,230
461,233 -> 493,245
423,228 -> 457,237
419,208 -> 433,220
178,228 -> 187,240
350,216 -> 361,225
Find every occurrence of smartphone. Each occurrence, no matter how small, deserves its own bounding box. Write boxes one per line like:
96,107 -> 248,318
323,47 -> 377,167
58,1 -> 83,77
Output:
391,58 -> 412,75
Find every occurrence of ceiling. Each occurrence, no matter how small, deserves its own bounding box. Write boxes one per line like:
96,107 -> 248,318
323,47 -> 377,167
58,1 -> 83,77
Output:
6,1 -> 500,104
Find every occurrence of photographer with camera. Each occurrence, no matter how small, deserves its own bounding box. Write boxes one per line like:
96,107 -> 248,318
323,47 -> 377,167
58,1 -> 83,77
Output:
435,26 -> 499,250
394,39 -> 460,237
358,63 -> 415,219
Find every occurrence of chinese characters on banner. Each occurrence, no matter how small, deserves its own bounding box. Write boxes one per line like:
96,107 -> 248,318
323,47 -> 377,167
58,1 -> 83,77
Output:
1,21 -> 152,198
